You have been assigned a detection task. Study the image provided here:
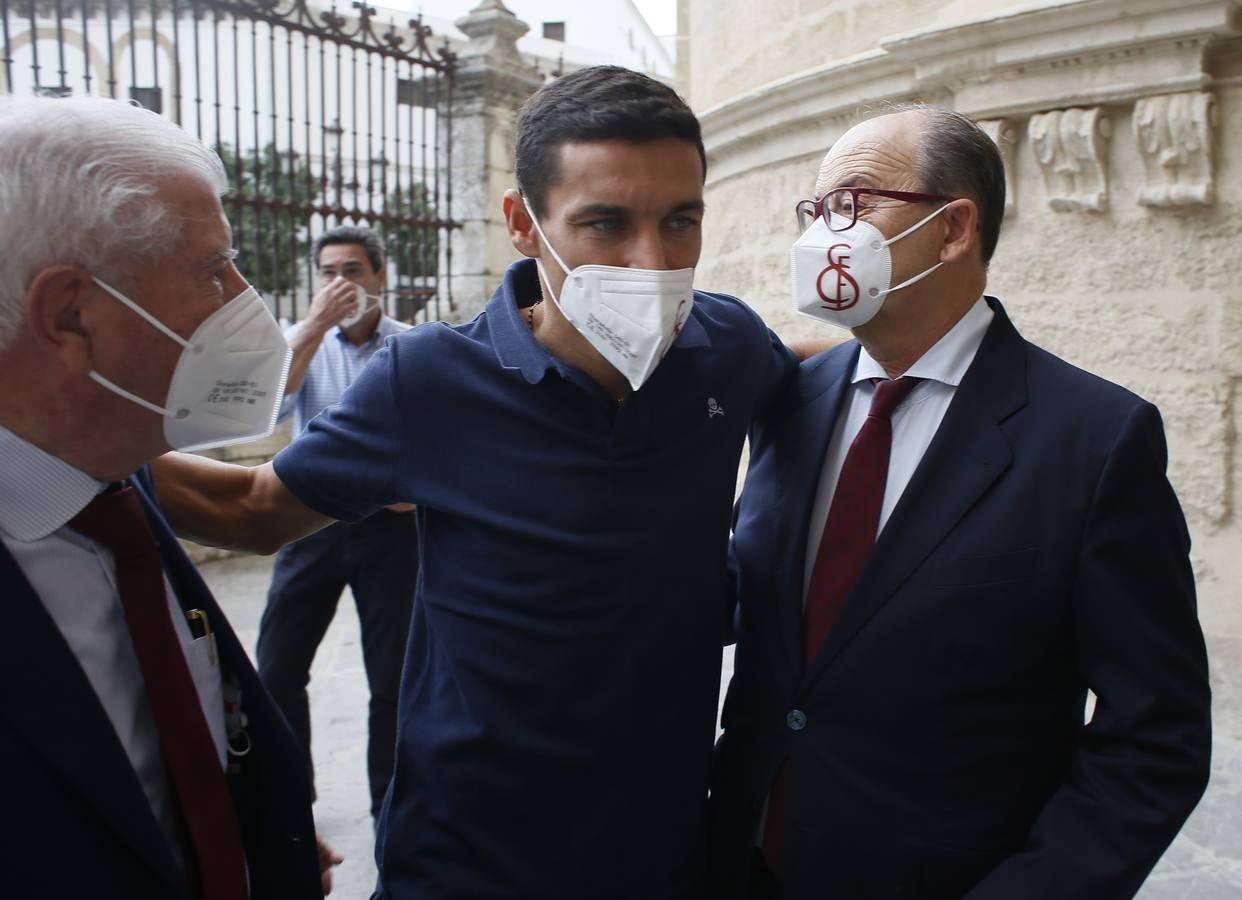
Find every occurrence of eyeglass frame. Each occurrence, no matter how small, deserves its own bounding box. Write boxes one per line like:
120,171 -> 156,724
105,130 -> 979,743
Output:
795,187 -> 957,233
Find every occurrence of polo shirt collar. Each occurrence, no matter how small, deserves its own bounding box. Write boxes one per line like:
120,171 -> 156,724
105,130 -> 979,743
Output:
0,425 -> 106,541
490,258 -> 712,385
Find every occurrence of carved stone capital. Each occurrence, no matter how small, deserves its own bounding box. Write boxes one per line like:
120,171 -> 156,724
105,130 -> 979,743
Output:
455,0 -> 531,69
1028,107 -> 1111,213
1134,91 -> 1218,208
977,118 -> 1017,214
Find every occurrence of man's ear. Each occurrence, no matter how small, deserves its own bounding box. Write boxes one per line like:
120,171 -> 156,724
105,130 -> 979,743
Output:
938,198 -> 980,265
503,188 -> 540,259
23,266 -> 97,374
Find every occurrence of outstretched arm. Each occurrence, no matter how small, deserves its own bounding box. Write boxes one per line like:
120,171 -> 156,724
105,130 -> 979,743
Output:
151,453 -> 332,555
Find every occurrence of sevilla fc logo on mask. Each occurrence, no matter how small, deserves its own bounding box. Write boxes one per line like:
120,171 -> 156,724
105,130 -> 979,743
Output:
816,243 -> 860,311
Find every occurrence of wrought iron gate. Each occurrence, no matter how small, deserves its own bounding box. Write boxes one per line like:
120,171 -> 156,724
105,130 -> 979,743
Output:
1,0 -> 457,322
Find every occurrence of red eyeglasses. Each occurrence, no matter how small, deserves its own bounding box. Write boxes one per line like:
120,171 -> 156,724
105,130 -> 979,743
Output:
795,187 -> 956,233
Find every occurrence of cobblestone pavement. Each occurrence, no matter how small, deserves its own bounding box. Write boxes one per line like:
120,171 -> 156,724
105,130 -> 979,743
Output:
200,554 -> 1241,900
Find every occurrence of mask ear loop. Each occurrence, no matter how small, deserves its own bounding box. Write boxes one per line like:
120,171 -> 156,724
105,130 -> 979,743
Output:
88,371 -> 184,417
872,201 -> 954,298
88,276 -> 188,418
92,277 -> 191,349
878,201 -> 954,250
520,195 -> 576,312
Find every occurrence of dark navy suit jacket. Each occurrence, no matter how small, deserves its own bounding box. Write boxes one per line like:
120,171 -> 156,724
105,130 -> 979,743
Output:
1,468 -> 322,899
710,300 -> 1211,899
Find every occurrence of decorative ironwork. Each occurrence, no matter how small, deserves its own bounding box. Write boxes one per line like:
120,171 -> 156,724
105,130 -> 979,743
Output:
2,0 -> 458,322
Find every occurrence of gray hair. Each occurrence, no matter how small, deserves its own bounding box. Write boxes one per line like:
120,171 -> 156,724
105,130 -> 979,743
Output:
0,96 -> 228,349
912,107 -> 1006,265
313,224 -> 386,273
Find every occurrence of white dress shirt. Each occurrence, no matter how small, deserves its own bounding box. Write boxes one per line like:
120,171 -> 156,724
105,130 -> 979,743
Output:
802,297 -> 994,600
0,426 -> 226,862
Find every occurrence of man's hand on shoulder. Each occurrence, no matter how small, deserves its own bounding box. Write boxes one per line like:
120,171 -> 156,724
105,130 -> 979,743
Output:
789,333 -> 849,362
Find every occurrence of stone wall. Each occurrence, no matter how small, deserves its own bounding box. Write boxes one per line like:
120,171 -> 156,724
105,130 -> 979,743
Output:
444,1 -> 544,323
683,0 -> 1242,768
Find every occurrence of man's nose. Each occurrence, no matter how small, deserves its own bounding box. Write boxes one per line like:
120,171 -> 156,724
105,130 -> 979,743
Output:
224,264 -> 250,298
626,228 -> 669,270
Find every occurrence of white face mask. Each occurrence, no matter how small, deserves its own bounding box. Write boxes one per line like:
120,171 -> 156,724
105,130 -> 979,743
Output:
339,282 -> 382,329
523,197 -> 695,392
89,277 -> 292,452
790,202 -> 950,329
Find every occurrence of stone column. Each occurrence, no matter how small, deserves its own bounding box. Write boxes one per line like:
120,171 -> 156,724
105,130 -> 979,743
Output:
441,0 -> 544,322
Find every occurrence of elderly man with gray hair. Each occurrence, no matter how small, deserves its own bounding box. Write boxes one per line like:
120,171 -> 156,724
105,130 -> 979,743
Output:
0,95 -> 337,899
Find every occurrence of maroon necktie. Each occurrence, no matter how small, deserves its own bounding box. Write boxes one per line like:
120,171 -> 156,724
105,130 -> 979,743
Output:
763,376 -> 921,875
71,485 -> 249,900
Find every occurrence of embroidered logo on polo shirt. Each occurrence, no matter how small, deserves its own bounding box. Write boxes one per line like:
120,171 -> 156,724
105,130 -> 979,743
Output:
707,397 -> 725,418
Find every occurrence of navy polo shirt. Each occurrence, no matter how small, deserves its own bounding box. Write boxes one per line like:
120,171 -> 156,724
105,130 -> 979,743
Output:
274,258 -> 795,899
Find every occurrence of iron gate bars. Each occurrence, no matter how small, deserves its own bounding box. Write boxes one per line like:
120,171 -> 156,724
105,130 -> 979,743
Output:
1,0 -> 458,323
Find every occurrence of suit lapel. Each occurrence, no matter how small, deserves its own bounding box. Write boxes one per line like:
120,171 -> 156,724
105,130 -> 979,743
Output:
130,472 -> 269,792
770,345 -> 858,670
129,474 -> 253,749
803,303 -> 1029,685
0,543 -> 185,894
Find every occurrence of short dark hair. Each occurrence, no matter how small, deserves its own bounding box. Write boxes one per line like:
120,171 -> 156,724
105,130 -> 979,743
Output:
913,108 -> 1006,265
313,224 -> 384,273
514,66 -> 706,218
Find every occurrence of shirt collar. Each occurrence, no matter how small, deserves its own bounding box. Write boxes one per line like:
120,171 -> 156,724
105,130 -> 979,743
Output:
0,425 -> 106,541
491,258 -> 711,384
853,295 -> 993,386
334,314 -> 402,347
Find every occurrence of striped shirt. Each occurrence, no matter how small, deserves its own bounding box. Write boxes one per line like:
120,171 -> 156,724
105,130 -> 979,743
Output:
279,316 -> 412,435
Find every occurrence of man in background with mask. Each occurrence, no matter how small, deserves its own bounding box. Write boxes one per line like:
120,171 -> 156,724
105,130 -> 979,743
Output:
259,224 -> 417,825
710,106 -> 1212,900
153,65 -> 830,899
0,96 -> 339,898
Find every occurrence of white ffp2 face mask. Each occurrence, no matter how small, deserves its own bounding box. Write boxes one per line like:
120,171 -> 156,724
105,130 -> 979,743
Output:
89,277 -> 292,452
339,282 -> 382,328
523,198 -> 695,392
791,203 -> 950,329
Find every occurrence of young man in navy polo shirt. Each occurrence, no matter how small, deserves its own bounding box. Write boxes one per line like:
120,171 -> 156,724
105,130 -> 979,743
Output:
155,66 -> 818,899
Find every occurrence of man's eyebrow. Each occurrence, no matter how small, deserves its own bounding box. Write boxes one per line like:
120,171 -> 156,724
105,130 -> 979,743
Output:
567,200 -> 706,218
199,248 -> 239,269
814,174 -> 877,198
670,200 -> 706,214
567,203 -> 630,219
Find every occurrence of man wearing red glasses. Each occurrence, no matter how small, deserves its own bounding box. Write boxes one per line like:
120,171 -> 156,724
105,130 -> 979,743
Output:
710,106 -> 1211,900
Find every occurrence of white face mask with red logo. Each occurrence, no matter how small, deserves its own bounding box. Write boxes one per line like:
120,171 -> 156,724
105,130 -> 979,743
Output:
790,203 -> 950,329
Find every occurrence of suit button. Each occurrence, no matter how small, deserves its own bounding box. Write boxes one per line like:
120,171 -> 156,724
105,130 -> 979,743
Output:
786,709 -> 807,731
